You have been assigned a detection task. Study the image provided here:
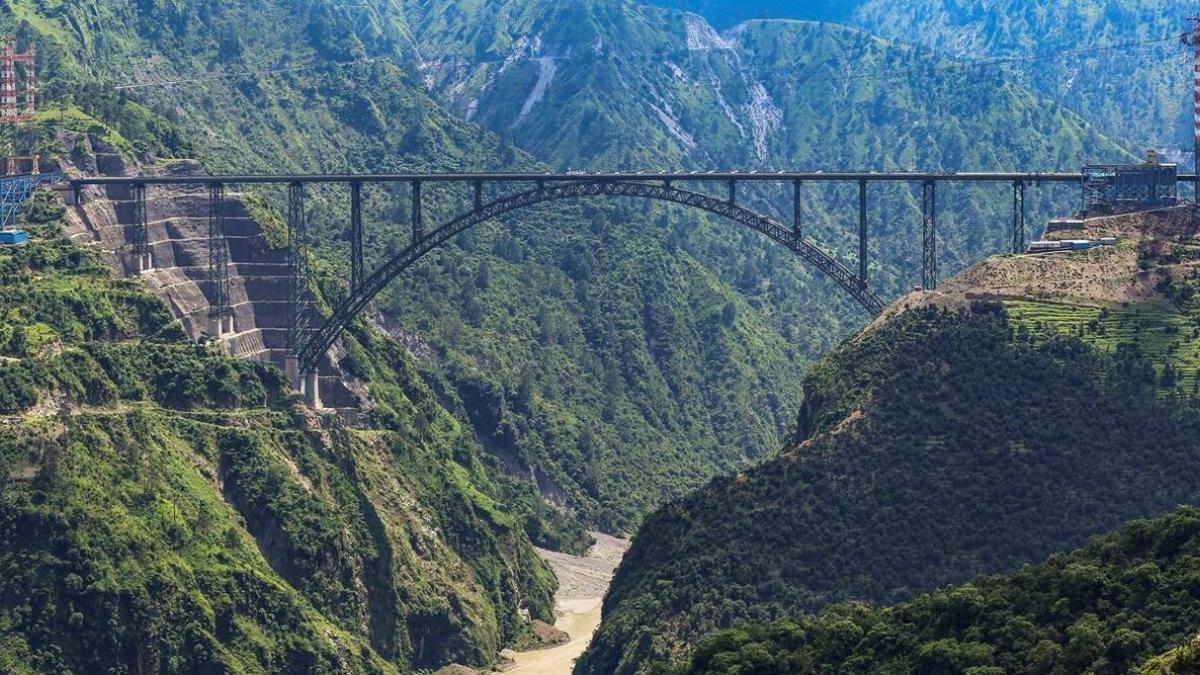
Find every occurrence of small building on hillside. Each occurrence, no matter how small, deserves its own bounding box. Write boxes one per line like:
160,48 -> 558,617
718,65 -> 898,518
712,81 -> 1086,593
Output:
0,229 -> 27,246
1082,152 -> 1177,215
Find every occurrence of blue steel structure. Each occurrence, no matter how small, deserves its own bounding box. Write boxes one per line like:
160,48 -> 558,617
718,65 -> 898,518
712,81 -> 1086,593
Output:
1,172 -> 64,229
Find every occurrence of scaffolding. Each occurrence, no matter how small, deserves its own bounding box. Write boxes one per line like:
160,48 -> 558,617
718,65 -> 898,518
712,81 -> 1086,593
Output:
1082,164 -> 1178,214
0,172 -> 61,230
0,38 -> 34,125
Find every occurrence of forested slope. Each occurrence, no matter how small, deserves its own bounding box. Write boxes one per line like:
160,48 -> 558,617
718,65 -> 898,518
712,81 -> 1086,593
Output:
659,506 -> 1200,674
643,0 -> 1193,168
579,210 -> 1200,673
4,0 -> 823,534
0,194 -> 558,671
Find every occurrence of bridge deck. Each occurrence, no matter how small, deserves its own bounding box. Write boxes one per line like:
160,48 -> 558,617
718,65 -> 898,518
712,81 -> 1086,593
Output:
69,171 -> 1105,186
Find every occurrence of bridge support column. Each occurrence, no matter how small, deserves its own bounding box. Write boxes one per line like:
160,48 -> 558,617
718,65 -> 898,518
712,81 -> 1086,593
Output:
350,180 -> 364,292
792,179 -> 802,238
207,183 -> 231,331
303,370 -> 321,409
1012,180 -> 1026,254
858,179 -> 868,287
922,180 -> 937,290
285,356 -> 301,391
131,182 -> 149,255
288,182 -> 309,353
411,180 -> 423,242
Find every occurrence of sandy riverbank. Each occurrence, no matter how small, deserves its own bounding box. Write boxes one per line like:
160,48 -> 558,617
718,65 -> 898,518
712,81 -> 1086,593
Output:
499,532 -> 629,675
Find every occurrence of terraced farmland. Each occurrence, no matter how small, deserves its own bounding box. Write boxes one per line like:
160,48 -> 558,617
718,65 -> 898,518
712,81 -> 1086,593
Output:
1004,299 -> 1200,395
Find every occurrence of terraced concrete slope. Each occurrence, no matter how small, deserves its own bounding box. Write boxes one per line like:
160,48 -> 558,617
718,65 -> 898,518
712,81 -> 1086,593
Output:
62,136 -> 358,408
580,205 -> 1200,673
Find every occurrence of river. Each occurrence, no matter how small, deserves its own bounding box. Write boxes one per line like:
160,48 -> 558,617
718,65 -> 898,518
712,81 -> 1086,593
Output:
498,532 -> 630,675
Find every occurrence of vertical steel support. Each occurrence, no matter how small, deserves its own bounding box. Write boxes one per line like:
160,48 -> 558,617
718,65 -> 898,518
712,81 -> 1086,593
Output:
411,180 -> 423,242
727,179 -> 736,205
922,180 -> 937,290
350,180 -> 363,293
792,179 -> 802,238
858,179 -> 868,287
207,183 -> 230,324
1012,180 -> 1026,254
287,182 -> 310,354
131,182 -> 149,253
473,180 -> 483,211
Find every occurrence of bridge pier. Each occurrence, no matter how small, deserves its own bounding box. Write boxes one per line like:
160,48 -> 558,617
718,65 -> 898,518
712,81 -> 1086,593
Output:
858,180 -> 868,287
922,180 -> 937,290
1012,180 -> 1026,254
793,179 -> 802,238
303,370 -> 321,409
285,356 -> 322,408
350,180 -> 363,292
208,313 -> 234,338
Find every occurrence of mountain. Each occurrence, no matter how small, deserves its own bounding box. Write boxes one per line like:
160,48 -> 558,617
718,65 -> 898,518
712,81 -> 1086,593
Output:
407,0 -> 1136,327
5,0 -> 826,536
578,206 -> 1200,673
0,190 -> 557,671
851,0 -> 1195,168
11,0 -> 1156,539
644,0 -> 1195,169
658,506 -> 1200,674
637,1 -> 859,30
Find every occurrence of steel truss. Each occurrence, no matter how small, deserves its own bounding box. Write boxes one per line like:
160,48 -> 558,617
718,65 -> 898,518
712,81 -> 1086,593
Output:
1012,180 -> 1026,254
288,182 -> 310,353
130,183 -> 149,252
0,172 -> 62,229
922,181 -> 937,290
207,184 -> 230,321
296,180 -> 885,372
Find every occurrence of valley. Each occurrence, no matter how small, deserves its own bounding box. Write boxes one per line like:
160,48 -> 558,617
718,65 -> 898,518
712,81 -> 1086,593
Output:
501,533 -> 629,675
3,0 -> 1200,673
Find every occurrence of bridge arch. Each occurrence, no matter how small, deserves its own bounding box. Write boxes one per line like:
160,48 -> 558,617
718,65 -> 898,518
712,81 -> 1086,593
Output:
297,180 -> 884,372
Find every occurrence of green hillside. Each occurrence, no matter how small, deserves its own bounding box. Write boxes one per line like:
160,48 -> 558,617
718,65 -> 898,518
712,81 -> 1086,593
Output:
851,0 -> 1194,168
651,0 -> 1194,172
3,0 -> 830,535
657,506 -> 1200,674
407,0 -> 1136,348
578,209 -> 1200,673
0,194 -> 559,671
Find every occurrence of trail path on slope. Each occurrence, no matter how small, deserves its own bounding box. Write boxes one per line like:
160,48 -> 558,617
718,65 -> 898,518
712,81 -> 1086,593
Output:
499,532 -> 629,675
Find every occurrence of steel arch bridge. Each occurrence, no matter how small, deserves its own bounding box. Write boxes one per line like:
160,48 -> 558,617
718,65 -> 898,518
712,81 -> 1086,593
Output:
299,179 -> 883,372
70,169 -> 1130,395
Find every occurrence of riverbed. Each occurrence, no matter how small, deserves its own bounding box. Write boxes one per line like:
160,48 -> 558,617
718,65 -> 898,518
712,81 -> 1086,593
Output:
499,532 -> 629,675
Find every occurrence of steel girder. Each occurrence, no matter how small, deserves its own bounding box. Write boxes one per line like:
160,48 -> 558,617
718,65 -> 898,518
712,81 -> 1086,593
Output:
296,180 -> 883,372
288,182 -> 310,353
1012,180 -> 1026,254
131,183 -> 149,253
922,181 -> 937,290
207,184 -> 230,320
